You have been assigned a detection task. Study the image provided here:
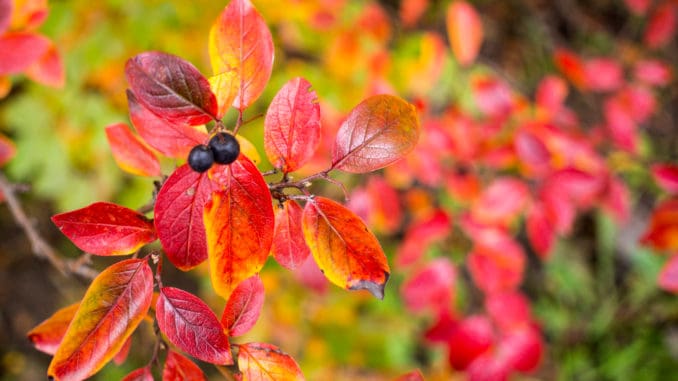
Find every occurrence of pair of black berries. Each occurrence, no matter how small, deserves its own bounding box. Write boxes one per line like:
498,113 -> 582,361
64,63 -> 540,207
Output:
188,132 -> 240,172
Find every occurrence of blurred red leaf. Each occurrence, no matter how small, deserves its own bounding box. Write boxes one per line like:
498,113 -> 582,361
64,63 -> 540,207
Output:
331,94 -> 420,173
163,350 -> 206,381
401,258 -> 456,314
641,198 -> 678,251
302,196 -> 390,299
8,0 -> 48,30
400,0 -> 429,27
0,32 -> 49,75
237,342 -> 305,381
424,310 -> 458,343
393,369 -> 425,381
634,59 -> 673,86
0,0 -> 11,34
602,176 -> 631,223
154,164 -> 219,271
105,123 -> 161,177
447,315 -> 493,370
48,259 -> 153,380
466,351 -> 510,381
644,2 -> 676,49
500,326 -> 543,373
615,85 -> 656,124
515,130 -> 550,176
604,96 -> 637,152
25,42 -> 63,88
209,0 -> 274,110
205,156 -> 274,299
126,51 -> 217,125
554,49 -> 586,89
264,77 -> 321,173
156,287 -> 233,365
526,203 -> 555,259
659,254 -> 678,292
0,133 -> 16,167
51,202 -> 157,256
293,254 -> 329,294
396,210 -> 451,267
652,163 -> 678,193
27,302 -> 79,355
485,292 -> 532,331
467,233 -> 526,294
470,74 -> 514,118
535,75 -> 568,113
583,58 -> 623,92
271,200 -> 311,270
471,178 -> 529,227
446,1 -> 483,66
348,176 -> 402,235
624,0 -> 652,15
113,336 -> 132,365
221,275 -> 265,337
122,367 -> 153,381
127,90 -> 208,159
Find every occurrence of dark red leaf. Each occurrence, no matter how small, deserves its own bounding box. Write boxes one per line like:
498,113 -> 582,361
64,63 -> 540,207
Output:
221,275 -> 265,337
271,200 -> 310,270
163,350 -> 206,381
526,203 -> 555,259
122,367 -> 153,381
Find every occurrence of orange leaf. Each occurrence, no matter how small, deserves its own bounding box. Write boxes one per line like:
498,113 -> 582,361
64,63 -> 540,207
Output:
27,302 -> 79,355
204,156 -> 274,299
331,94 -> 420,173
9,0 -> 48,30
48,259 -> 154,380
0,132 -> 16,167
446,1 -> 483,66
105,123 -> 161,177
209,0 -> 274,110
237,342 -> 304,381
302,197 -> 390,299
271,200 -> 311,270
163,350 -> 206,381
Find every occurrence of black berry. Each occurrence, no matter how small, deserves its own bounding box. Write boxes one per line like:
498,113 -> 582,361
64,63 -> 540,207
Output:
209,132 -> 240,165
187,144 -> 214,172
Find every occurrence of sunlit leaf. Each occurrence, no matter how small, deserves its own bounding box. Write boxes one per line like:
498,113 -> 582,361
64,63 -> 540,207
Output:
238,342 -> 304,381
331,94 -> 420,173
204,156 -> 274,299
105,123 -> 161,177
209,0 -> 274,110
271,200 -> 311,270
156,287 -> 233,365
126,51 -> 218,125
48,259 -> 153,380
264,77 -> 321,173
446,1 -> 483,66
236,135 -> 261,165
51,202 -> 157,256
127,90 -> 208,159
221,275 -> 265,337
0,132 -> 16,167
27,302 -> 79,355
0,32 -> 49,75
122,367 -> 153,381
155,164 -> 219,271
209,71 -> 238,118
163,350 -> 206,381
302,196 -> 390,299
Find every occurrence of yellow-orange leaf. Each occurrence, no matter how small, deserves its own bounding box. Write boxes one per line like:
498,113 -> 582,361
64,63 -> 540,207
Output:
238,342 -> 305,381
446,1 -> 483,66
105,123 -> 161,177
27,302 -> 79,355
302,197 -> 390,299
47,259 -> 153,380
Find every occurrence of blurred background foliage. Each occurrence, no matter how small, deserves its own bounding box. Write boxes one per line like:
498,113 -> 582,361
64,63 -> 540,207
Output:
1,0 -> 677,380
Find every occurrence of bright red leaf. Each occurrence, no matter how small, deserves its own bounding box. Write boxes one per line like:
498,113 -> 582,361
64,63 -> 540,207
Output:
535,75 -> 568,114
401,258 -> 456,314
302,196 -> 390,299
348,176 -> 402,235
500,326 -> 543,373
652,163 -> 678,194
237,342 -> 305,381
264,77 -> 321,173
471,178 -> 529,227
526,203 -> 555,259
446,1 -> 483,66
0,133 -> 16,167
125,51 -> 218,125
51,202 -> 157,256
121,367 -> 153,381
447,315 -> 493,370
0,32 -> 50,75
156,287 -> 233,365
583,58 -> 623,92
27,302 -> 79,355
105,123 -> 161,177
467,231 -> 526,294
470,74 -> 514,118
332,94 -> 420,173
209,0 -> 274,110
154,164 -> 219,270
163,350 -> 206,381
204,156 -> 274,299
271,200 -> 311,270
221,275 -> 265,337
641,198 -> 678,251
466,350 -> 510,381
554,48 -> 586,88
644,2 -> 676,49
485,291 -> 532,331
48,259 -> 153,380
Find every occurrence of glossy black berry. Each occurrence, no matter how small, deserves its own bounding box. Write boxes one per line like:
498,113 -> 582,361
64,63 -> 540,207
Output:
187,144 -> 214,172
209,132 -> 240,165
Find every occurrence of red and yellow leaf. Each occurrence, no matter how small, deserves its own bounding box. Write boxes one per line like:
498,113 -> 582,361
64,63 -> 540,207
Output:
25,42 -> 64,88
221,275 -> 265,337
446,1 -> 483,66
47,259 -> 153,380
209,0 -> 274,110
27,302 -> 79,355
264,77 -> 321,173
125,51 -> 218,125
271,200 -> 311,270
122,367 -> 154,381
51,202 -> 157,256
237,342 -> 304,381
105,123 -> 161,177
163,350 -> 206,381
0,32 -> 50,75
156,287 -> 233,365
302,197 -> 390,299
0,132 -> 16,167
204,156 -> 274,299
154,164 -> 219,270
9,0 -> 48,30
641,198 -> 678,251
331,94 -> 420,173
113,336 -> 132,365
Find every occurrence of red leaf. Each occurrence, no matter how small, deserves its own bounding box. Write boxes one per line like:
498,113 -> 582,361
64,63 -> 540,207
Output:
470,74 -> 514,118
27,302 -> 79,355
582,58 -> 623,92
125,51 -> 218,125
0,32 -> 50,75
51,202 -> 157,256
615,85 -> 656,124
447,315 -> 493,371
652,163 -> 678,194
237,342 -> 305,381
0,0 -> 11,34
446,1 -> 483,66
163,350 -> 206,381
156,287 -> 233,365
515,130 -> 550,175
221,275 -> 265,337
204,156 -> 274,299
499,326 -> 543,373
641,198 -> 678,251
659,254 -> 678,292
485,291 -> 532,331
155,164 -> 219,270
127,90 -> 208,159
25,42 -> 64,88
396,210 -> 451,266
400,0 -> 429,28
105,123 -> 161,177
113,336 -> 132,365
302,197 -> 390,299
554,49 -> 586,89
271,200 -> 311,270
467,233 -> 526,294
535,75 -> 568,113
209,0 -> 274,110
604,96 -> 637,152
526,203 -> 555,259
393,369 -> 425,381
624,0 -> 652,15
401,258 -> 456,314
602,176 -> 631,223
122,367 -> 154,381
466,351 -> 510,381
634,59 -> 673,86
264,77 -> 321,173
331,94 -> 420,173
471,178 -> 529,227
348,176 -> 402,235
48,259 -> 153,380
293,254 -> 329,294
644,3 -> 677,49
0,133 -> 16,167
